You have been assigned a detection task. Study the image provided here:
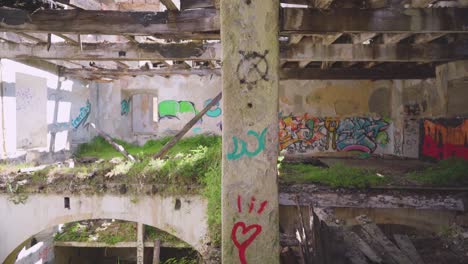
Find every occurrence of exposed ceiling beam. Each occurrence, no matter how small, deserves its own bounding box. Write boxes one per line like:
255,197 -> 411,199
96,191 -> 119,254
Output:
0,8 -> 219,38
1,8 -> 467,38
60,64 -> 436,80
61,67 -> 221,80
282,40 -> 468,62
0,42 -> 220,61
280,65 -> 436,80
281,8 -> 468,33
2,41 -> 467,62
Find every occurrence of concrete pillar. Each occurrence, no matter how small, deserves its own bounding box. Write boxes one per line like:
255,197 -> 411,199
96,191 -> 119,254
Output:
137,223 -> 144,264
221,1 -> 280,264
435,64 -> 449,117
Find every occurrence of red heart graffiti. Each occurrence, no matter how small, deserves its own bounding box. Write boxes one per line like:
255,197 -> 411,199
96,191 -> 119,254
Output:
231,222 -> 262,264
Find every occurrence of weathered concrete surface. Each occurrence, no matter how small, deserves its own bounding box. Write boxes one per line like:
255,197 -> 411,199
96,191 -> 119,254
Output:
221,0 -> 280,263
0,194 -> 209,263
0,59 -> 93,162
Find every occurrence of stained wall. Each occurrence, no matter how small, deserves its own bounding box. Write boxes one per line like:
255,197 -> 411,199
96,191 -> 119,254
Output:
0,59 -> 93,162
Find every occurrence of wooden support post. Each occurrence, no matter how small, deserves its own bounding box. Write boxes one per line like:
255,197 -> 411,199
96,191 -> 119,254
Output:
153,240 -> 161,264
221,0 -> 280,263
87,123 -> 136,161
153,92 -> 222,159
137,223 -> 144,264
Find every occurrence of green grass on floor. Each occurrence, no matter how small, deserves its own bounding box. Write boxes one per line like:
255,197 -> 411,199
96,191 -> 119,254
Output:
75,135 -> 223,246
409,158 -> 468,186
145,225 -> 190,247
280,162 -> 388,188
76,136 -> 219,160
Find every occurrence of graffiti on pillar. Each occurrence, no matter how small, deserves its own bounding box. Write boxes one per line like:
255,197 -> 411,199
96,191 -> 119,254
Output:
204,98 -> 222,118
71,100 -> 91,129
158,100 -> 199,119
121,98 -> 131,116
421,118 -> 468,160
237,50 -> 269,87
232,195 -> 267,264
279,114 -> 390,154
227,128 -> 268,160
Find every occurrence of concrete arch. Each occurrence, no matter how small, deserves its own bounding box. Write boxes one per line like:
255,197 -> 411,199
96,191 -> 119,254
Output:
0,193 -> 209,263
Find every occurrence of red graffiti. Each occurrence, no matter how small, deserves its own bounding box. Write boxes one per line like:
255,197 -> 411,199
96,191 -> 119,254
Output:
422,119 -> 468,160
232,195 -> 268,264
232,222 -> 262,264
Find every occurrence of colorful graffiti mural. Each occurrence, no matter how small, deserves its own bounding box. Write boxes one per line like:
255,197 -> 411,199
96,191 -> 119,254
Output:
158,100 -> 198,119
71,100 -> 91,129
279,114 -> 390,153
421,118 -> 468,160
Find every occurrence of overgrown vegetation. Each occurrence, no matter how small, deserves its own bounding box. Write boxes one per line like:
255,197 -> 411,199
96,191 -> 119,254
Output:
76,135 -> 223,245
162,257 -> 198,264
54,220 -> 136,245
280,162 -> 388,188
409,158 -> 468,186
145,225 -> 190,247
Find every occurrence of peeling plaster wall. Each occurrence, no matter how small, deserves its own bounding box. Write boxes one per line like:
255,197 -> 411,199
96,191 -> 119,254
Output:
0,59 -> 92,162
94,75 -> 222,145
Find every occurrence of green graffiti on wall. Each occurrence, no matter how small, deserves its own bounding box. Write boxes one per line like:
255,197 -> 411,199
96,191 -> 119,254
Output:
158,100 -> 199,119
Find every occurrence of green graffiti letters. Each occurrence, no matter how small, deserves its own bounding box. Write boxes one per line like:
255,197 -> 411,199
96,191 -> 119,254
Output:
227,128 -> 268,160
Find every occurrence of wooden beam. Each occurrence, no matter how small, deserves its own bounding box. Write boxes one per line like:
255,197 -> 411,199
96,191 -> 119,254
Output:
3,41 -> 467,62
62,64 -> 435,80
0,8 -> 219,37
281,41 -> 468,62
160,0 -> 179,11
281,8 -> 468,33
1,8 -> 467,38
0,42 -> 221,61
60,67 -> 221,80
153,92 -> 222,159
181,0 -> 214,10
279,65 -> 436,80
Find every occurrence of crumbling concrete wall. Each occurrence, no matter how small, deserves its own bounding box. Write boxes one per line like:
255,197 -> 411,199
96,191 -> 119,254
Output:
0,59 -> 93,163
92,75 -> 222,145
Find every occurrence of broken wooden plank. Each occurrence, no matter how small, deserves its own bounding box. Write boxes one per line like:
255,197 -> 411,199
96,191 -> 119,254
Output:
281,8 -> 468,33
345,230 -> 382,263
87,123 -> 136,162
356,215 -> 413,264
153,92 -> 222,159
393,234 -> 424,264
